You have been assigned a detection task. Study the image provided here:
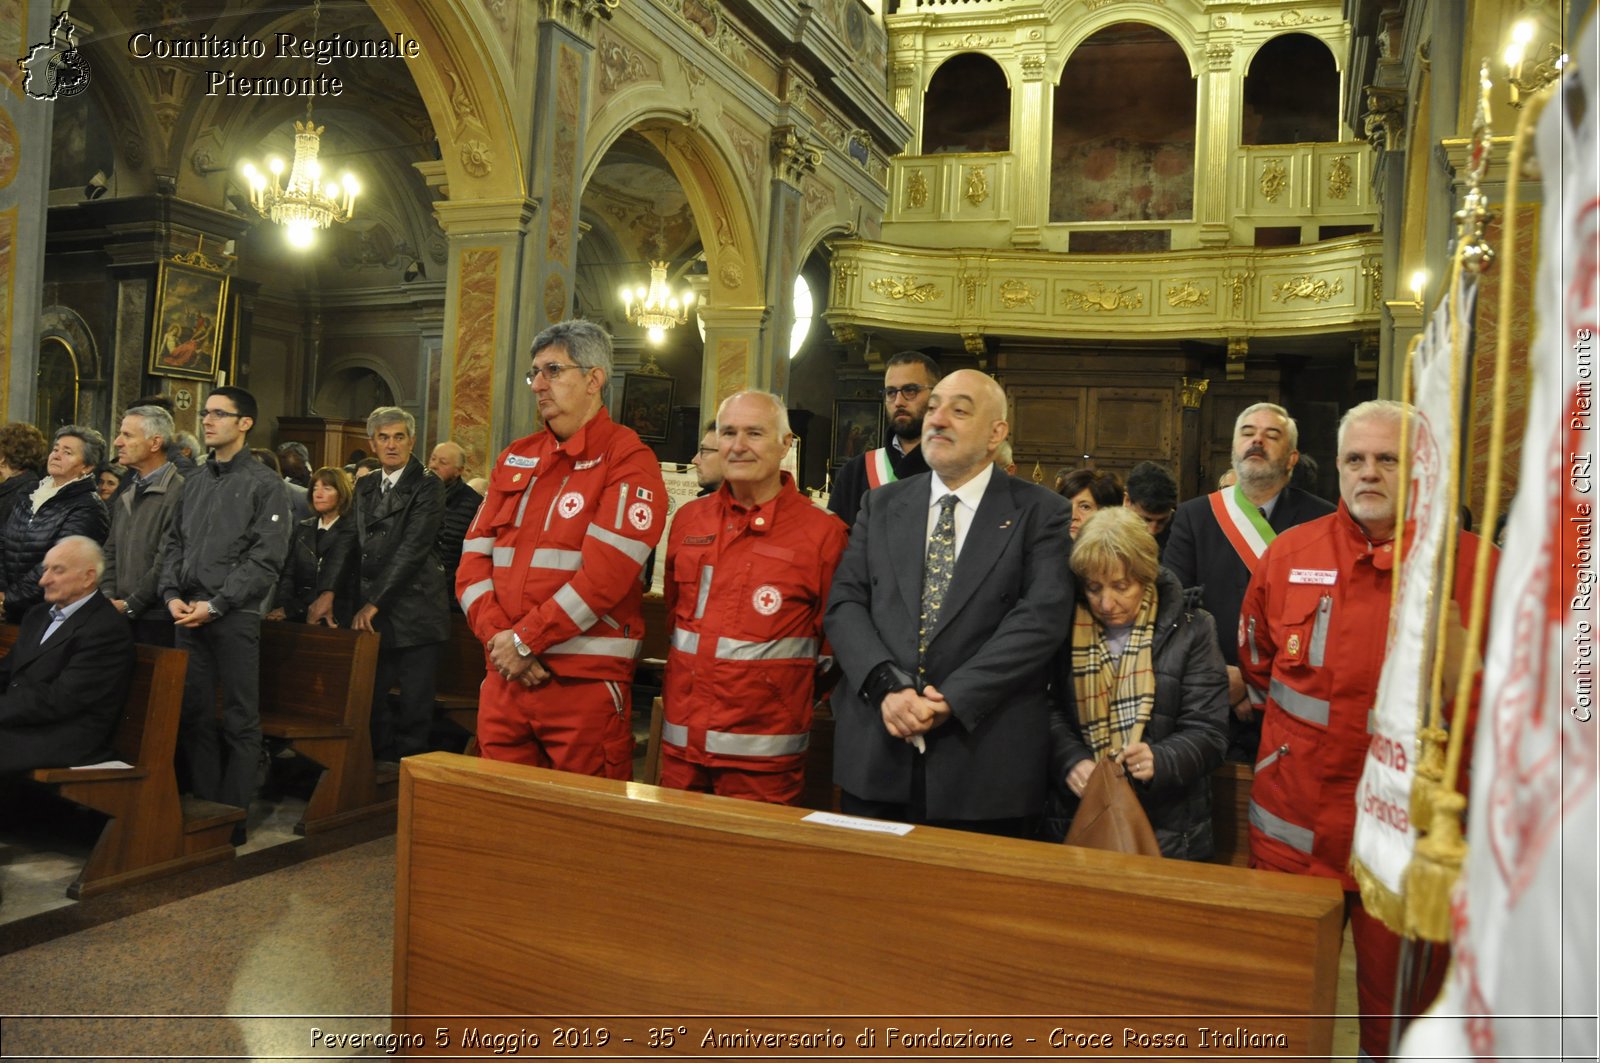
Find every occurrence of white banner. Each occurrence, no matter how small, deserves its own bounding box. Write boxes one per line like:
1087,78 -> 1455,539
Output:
649,463 -> 705,599
1349,276 -> 1476,925
1400,32 -> 1598,1059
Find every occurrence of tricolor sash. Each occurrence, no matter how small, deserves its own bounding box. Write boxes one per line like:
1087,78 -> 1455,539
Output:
1207,484 -> 1276,574
863,447 -> 896,489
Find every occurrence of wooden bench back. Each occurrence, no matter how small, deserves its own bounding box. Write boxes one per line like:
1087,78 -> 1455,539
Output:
257,622 -> 380,724
0,623 -> 187,771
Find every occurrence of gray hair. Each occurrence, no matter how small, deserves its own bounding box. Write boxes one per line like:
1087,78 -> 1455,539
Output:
276,440 -> 310,463
55,425 -> 107,469
54,534 -> 106,580
173,431 -> 201,459
125,405 -> 175,447
1337,399 -> 1410,453
995,439 -> 1014,467
1234,402 -> 1299,452
531,320 -> 613,383
716,390 -> 792,437
366,406 -> 416,438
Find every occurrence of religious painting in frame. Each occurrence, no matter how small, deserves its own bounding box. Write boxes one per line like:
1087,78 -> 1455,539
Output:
619,372 -> 674,443
148,251 -> 229,381
832,398 -> 882,465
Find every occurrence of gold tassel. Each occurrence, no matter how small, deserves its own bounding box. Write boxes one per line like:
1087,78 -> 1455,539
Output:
1410,724 -> 1449,829
1404,791 -> 1467,942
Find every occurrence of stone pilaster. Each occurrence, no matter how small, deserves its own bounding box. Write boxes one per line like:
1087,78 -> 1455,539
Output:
1194,38 -> 1239,248
762,126 -> 821,399
1011,53 -> 1050,248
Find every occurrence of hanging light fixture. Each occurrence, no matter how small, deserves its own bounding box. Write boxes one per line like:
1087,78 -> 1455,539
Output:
238,0 -> 359,250
621,261 -> 697,344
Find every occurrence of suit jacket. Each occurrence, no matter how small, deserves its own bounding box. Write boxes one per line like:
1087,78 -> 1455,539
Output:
825,470 -> 1074,820
436,476 -> 483,607
0,594 -> 136,773
347,457 -> 450,649
1162,485 -> 1335,667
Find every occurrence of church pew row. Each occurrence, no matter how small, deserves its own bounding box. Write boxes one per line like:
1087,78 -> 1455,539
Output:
256,622 -> 393,834
392,753 -> 1342,1055
0,625 -> 241,899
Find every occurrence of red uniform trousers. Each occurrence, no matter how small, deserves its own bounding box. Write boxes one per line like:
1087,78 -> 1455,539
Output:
656,745 -> 804,805
476,672 -> 633,779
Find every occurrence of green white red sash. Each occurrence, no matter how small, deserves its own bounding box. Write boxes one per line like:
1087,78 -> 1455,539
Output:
1207,484 -> 1276,573
864,447 -> 896,488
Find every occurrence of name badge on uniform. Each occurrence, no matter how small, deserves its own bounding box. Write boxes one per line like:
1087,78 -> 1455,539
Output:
505,454 -> 539,469
1289,568 -> 1338,585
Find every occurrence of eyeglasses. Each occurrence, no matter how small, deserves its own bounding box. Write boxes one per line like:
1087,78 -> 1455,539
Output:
526,363 -> 589,385
695,446 -> 718,458
1340,453 -> 1401,472
882,384 -> 929,401
200,408 -> 242,421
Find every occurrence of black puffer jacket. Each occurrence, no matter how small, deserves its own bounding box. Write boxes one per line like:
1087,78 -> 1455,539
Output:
1,476 -> 110,621
1044,568 -> 1229,859
0,470 -> 41,532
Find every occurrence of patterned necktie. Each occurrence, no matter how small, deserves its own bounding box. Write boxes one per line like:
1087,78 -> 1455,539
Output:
918,494 -> 959,683
48,607 -> 65,624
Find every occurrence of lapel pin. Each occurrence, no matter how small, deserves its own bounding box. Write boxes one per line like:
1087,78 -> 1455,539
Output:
999,519 -> 1013,529
512,473 -> 522,483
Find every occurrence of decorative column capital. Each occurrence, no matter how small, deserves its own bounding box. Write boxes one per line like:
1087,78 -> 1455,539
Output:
1179,377 -> 1211,409
539,0 -> 616,39
771,125 -> 822,187
1362,87 -> 1408,153
1226,337 -> 1249,382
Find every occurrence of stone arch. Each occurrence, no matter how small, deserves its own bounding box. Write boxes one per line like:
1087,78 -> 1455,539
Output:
1241,33 -> 1342,145
923,53 -> 1012,154
312,353 -> 406,421
38,305 -> 106,430
1059,16 -> 1201,79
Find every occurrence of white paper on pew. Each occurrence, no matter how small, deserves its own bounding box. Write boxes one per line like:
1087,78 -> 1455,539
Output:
801,812 -> 915,836
68,760 -> 135,770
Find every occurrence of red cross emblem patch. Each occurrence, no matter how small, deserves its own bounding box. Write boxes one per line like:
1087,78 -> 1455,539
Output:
752,585 -> 782,616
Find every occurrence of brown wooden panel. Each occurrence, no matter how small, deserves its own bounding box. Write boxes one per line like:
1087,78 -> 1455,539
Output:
394,754 -> 1342,1055
1010,386 -> 1086,461
1087,387 -> 1175,456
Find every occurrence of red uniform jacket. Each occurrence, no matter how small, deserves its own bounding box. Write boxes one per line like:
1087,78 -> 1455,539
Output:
457,409 -> 666,681
663,474 -> 848,767
1240,502 -> 1494,886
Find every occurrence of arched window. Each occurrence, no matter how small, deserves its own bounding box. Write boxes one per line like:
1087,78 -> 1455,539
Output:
1051,23 -> 1195,224
36,337 -> 79,430
922,54 -> 1010,154
1243,34 -> 1339,144
790,274 -> 813,360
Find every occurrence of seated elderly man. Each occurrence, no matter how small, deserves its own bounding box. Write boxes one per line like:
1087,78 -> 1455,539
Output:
0,536 -> 136,773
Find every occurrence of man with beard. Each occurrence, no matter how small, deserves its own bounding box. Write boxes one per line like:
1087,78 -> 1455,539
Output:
1164,402 -> 1333,760
827,352 -> 940,530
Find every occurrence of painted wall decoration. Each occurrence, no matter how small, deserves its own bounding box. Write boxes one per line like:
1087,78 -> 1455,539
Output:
451,247 -> 500,471
148,253 -> 229,381
831,399 -> 882,465
619,372 -> 673,443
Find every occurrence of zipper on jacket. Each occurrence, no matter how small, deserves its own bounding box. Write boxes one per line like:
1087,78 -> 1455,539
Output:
1308,594 -> 1333,667
1255,743 -> 1290,773
541,474 -> 571,532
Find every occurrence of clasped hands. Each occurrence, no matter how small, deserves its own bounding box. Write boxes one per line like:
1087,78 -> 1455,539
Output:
168,598 -> 217,628
488,630 -> 551,688
879,685 -> 951,743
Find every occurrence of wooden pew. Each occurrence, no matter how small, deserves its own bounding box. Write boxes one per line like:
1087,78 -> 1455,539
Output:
257,622 -> 391,834
394,754 -> 1344,1055
433,613 -> 485,754
1212,761 -> 1255,867
0,625 -> 240,899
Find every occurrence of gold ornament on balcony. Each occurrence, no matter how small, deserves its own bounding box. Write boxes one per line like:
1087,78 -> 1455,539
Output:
622,261 -> 698,345
1259,159 -> 1287,202
1060,282 -> 1143,313
237,0 -> 359,250
1271,274 -> 1345,304
965,167 -> 989,206
869,275 -> 943,303
1327,155 -> 1352,199
998,279 -> 1037,309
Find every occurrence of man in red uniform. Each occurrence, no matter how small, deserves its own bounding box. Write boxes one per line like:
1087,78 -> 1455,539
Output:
456,320 -> 666,777
661,391 -> 848,804
1240,400 -> 1492,1060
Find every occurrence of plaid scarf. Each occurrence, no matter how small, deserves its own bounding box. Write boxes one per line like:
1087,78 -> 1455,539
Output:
1071,582 -> 1158,759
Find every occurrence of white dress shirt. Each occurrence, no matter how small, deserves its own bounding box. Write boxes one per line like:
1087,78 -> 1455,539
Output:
925,462 -> 994,560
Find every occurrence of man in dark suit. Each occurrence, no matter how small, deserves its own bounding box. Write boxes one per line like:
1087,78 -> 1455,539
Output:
827,351 -> 940,529
426,440 -> 483,607
0,536 -> 135,773
1163,402 -> 1335,760
316,407 -> 449,763
825,370 -> 1073,836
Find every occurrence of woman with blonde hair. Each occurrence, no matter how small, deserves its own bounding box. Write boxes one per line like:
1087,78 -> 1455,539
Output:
1046,506 -> 1229,858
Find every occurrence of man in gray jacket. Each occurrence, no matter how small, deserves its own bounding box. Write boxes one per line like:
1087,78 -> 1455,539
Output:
159,386 -> 290,838
102,405 -> 185,646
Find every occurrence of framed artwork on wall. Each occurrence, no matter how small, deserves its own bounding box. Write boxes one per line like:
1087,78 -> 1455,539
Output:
148,252 -> 229,382
831,399 -> 882,465
619,372 -> 674,443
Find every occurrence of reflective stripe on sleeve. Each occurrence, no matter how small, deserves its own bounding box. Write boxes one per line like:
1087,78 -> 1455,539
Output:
662,721 -> 689,747
531,548 -> 584,571
1249,800 -> 1314,854
614,483 -> 629,530
1269,677 -> 1331,726
671,627 -> 699,654
544,634 -> 642,659
1246,685 -> 1268,707
554,583 -> 599,630
462,536 -> 494,556
460,579 -> 494,613
694,566 -> 713,620
714,636 -> 819,661
586,523 -> 651,564
492,546 -> 515,568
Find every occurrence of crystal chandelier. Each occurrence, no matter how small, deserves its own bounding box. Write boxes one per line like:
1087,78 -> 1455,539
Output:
621,261 -> 697,344
237,0 -> 358,249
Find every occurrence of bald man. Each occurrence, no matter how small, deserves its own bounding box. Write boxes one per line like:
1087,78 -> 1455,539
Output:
428,441 -> 483,603
825,370 -> 1074,835
0,536 -> 136,773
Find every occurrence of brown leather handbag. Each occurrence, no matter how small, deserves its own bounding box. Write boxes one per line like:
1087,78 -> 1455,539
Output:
1062,720 -> 1162,857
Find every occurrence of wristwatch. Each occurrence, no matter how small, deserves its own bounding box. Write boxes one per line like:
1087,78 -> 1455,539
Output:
511,632 -> 533,657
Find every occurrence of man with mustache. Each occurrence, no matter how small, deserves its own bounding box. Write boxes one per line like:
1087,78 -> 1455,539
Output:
1164,402 -> 1334,760
827,351 -> 940,530
826,370 -> 1073,835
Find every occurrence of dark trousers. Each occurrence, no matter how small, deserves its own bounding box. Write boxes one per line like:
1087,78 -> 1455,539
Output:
372,640 -> 440,761
839,756 -> 1036,839
132,613 -> 176,647
176,610 -> 262,811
